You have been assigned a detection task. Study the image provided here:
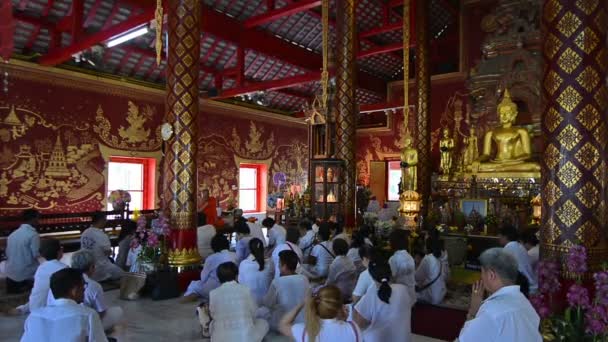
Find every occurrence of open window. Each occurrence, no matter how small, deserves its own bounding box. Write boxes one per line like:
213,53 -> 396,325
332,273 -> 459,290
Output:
387,161 -> 401,202
107,157 -> 156,210
239,163 -> 267,213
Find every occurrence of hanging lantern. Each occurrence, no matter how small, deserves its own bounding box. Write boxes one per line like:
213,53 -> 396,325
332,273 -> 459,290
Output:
399,190 -> 420,228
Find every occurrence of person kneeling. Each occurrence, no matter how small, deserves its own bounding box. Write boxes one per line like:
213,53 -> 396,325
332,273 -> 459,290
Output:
21,268 -> 108,342
208,262 -> 268,342
71,249 -> 124,332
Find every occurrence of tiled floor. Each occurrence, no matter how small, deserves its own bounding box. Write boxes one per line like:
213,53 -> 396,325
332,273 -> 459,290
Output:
0,289 -> 445,341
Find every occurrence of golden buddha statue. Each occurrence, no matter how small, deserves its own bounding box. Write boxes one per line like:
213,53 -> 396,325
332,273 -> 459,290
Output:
439,128 -> 454,176
400,135 -> 418,191
467,90 -> 540,178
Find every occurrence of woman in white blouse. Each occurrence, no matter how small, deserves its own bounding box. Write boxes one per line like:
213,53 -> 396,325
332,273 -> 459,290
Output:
353,259 -> 413,342
415,237 -> 447,305
279,285 -> 361,342
388,229 -> 416,304
238,238 -> 273,305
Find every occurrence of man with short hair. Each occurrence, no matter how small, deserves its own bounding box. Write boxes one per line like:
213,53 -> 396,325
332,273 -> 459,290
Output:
498,225 -> 537,293
261,250 -> 310,331
21,268 -> 108,342
297,220 -> 315,260
26,239 -> 68,313
80,212 -> 123,282
457,248 -> 541,342
71,249 -> 124,331
271,228 -> 303,280
6,209 -> 41,293
262,217 -> 286,249
209,262 -> 269,342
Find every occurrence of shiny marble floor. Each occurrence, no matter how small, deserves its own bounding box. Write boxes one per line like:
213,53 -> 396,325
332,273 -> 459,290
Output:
0,289 -> 445,341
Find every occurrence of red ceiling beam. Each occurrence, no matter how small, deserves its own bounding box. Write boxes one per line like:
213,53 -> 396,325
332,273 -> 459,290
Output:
38,7 -> 155,66
359,22 -> 401,39
243,0 -> 322,28
215,72 -> 321,99
357,42 -> 404,59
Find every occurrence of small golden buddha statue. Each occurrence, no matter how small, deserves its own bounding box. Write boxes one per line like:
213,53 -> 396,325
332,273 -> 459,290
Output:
467,90 -> 540,177
439,128 -> 454,176
400,135 -> 418,191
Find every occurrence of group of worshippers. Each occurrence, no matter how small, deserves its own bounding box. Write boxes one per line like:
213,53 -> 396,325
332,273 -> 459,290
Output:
4,210 -> 125,341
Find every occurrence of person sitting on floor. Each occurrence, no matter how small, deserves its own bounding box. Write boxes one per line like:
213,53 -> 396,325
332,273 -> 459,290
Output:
279,285 -> 361,341
246,217 -> 267,248
352,245 -> 379,305
271,228 -> 303,279
388,229 -> 416,306
498,225 -> 537,293
21,268 -> 108,342
330,222 -> 351,245
238,238 -> 273,306
261,250 -> 310,331
347,232 -> 369,274
304,223 -> 334,279
353,258 -> 413,342
208,262 -> 269,342
263,217 -> 286,250
415,237 -> 446,305
457,248 -> 542,342
235,220 -> 254,265
184,234 -> 237,302
196,213 -> 216,261
326,239 -> 357,303
71,249 -> 124,332
6,209 -> 41,294
298,220 -> 316,261
80,212 -> 123,282
25,239 -> 68,314
115,220 -> 136,271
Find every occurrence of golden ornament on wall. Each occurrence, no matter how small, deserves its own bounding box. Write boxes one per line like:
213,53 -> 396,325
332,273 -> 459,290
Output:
93,102 -> 162,151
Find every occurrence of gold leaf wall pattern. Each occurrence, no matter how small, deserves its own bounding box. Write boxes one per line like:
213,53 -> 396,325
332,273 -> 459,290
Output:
93,102 -> 162,151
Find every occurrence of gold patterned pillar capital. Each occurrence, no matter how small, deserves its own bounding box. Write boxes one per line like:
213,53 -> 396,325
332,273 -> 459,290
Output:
540,0 -> 608,273
334,0 -> 357,228
415,0 -> 431,216
163,0 -> 201,266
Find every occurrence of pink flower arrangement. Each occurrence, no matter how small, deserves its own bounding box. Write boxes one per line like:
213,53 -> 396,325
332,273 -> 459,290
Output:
566,284 -> 590,309
566,245 -> 588,276
593,271 -> 608,307
585,305 -> 608,336
108,190 -> 131,211
537,259 -> 561,294
151,213 -> 171,236
530,294 -> 551,319
130,215 -> 161,262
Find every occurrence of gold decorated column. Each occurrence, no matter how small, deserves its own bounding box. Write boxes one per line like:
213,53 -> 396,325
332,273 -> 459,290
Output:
541,0 -> 608,273
163,0 -> 201,266
415,0 -> 432,215
334,0 -> 357,228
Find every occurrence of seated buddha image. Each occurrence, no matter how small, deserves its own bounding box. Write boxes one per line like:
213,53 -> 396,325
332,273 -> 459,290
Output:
467,90 -> 540,177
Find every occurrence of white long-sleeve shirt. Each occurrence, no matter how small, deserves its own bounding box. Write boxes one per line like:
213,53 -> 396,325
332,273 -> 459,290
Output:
21,298 -> 108,342
415,254 -> 446,305
389,250 -> 416,305
29,259 -> 68,311
267,224 -> 286,247
458,285 -> 542,342
6,224 -> 40,281
238,255 -> 273,305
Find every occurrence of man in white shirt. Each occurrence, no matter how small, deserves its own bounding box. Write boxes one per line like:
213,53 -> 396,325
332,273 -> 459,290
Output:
458,248 -> 541,342
21,268 -> 108,342
247,221 -> 267,247
71,249 -> 124,331
352,245 -> 377,304
6,209 -> 40,293
209,262 -> 268,342
305,224 -> 334,279
263,217 -> 286,249
80,212 -> 123,282
197,215 -> 217,261
326,238 -> 357,302
521,229 -> 540,272
15,239 -> 68,314
499,226 -> 538,293
298,220 -> 316,260
271,228 -> 303,279
261,250 -> 310,331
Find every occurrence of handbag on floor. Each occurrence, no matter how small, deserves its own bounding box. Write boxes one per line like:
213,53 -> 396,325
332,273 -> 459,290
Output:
120,272 -> 147,300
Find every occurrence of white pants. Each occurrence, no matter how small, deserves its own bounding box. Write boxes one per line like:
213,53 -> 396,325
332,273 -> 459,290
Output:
93,261 -> 124,282
210,318 -> 268,342
102,306 -> 124,331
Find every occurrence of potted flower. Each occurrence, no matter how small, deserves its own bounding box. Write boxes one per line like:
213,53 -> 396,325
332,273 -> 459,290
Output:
108,190 -> 131,212
131,215 -> 161,273
531,245 -> 608,341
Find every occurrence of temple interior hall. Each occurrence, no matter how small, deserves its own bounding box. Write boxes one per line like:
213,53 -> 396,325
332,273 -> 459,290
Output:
0,0 -> 607,341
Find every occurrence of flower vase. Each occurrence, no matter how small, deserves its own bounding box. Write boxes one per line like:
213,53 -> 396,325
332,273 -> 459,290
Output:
139,260 -> 158,274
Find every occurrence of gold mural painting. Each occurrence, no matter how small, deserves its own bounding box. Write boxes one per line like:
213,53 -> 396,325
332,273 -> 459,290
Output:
94,102 -> 162,151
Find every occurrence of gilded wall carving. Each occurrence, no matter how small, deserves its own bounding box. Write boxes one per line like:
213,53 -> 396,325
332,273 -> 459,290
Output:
94,102 -> 162,151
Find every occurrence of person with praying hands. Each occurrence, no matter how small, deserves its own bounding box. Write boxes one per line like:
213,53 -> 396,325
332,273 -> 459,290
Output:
304,223 -> 334,279
238,238 -> 273,306
80,212 -> 123,282
263,217 -> 286,250
457,248 -> 541,342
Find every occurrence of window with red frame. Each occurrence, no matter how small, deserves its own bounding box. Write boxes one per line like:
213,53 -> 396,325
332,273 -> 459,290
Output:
387,160 -> 402,202
107,157 -> 156,210
239,163 -> 267,213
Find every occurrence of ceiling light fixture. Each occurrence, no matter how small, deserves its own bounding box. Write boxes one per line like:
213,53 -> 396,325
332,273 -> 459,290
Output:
106,26 -> 149,48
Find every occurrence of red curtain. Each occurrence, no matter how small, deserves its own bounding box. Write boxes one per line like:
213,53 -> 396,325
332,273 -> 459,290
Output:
0,0 -> 14,61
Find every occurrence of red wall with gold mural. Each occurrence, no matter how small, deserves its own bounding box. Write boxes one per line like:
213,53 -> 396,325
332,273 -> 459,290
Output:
0,62 -> 308,215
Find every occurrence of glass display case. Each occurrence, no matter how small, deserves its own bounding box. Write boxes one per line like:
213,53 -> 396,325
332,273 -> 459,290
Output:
311,159 -> 344,220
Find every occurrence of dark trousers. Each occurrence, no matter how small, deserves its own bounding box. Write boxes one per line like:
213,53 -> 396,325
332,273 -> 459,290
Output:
6,277 -> 33,294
